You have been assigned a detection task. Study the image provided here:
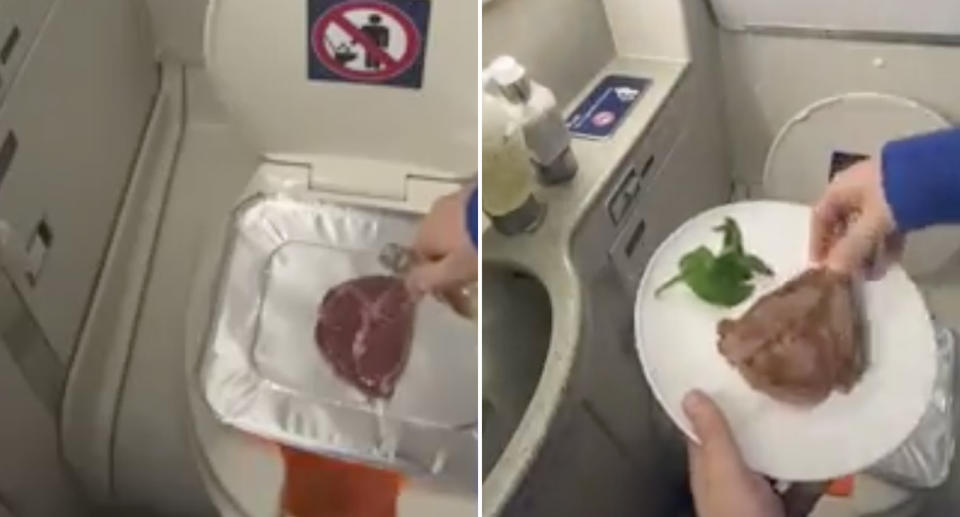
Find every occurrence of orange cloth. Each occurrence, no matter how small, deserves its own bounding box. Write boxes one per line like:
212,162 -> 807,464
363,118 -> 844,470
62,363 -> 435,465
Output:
280,446 -> 404,517
826,476 -> 854,497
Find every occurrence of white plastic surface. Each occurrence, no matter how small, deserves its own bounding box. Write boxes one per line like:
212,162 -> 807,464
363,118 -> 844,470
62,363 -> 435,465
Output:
763,92 -> 960,277
635,201 -> 937,481
709,0 -> 960,36
62,65 -> 190,506
487,55 -> 526,88
601,0 -> 688,60
206,0 -> 476,182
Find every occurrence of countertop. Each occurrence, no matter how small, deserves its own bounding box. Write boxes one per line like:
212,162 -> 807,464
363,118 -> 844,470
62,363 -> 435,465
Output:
481,56 -> 688,516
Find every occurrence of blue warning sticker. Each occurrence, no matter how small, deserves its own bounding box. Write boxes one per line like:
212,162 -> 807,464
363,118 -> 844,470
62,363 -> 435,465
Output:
566,75 -> 651,140
308,0 -> 430,89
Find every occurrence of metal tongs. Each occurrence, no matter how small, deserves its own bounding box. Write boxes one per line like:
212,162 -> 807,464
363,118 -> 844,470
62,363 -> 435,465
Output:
378,243 -> 417,276
378,243 -> 476,320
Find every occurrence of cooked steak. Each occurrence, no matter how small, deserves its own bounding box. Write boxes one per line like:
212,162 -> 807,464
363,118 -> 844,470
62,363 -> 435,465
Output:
315,275 -> 415,398
717,268 -> 865,405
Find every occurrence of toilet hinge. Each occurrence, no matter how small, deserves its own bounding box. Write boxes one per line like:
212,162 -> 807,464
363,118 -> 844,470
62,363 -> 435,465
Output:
309,159 -> 409,201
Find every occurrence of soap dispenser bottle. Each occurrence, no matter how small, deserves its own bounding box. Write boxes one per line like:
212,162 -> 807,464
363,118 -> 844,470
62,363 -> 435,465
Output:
488,56 -> 578,184
482,92 -> 545,235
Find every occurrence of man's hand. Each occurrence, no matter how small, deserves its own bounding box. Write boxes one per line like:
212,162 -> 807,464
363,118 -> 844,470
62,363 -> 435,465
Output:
407,188 -> 478,296
810,159 -> 902,275
685,390 -> 785,517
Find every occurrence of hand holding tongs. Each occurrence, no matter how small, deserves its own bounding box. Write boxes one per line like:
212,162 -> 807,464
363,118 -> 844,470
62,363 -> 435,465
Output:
379,243 -> 475,319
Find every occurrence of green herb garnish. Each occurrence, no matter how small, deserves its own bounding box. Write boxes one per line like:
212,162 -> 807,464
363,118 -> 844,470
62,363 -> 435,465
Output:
655,217 -> 774,307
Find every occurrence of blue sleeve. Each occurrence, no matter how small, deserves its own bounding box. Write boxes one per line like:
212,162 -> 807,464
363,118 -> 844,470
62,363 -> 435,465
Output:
466,187 -> 478,248
882,128 -> 960,232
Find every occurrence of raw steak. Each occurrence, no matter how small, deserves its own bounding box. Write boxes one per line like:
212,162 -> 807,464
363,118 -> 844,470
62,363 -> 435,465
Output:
315,275 -> 415,398
717,268 -> 866,405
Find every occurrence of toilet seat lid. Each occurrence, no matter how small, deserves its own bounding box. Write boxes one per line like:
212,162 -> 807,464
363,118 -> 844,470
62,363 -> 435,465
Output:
204,0 -> 476,182
763,92 -> 959,276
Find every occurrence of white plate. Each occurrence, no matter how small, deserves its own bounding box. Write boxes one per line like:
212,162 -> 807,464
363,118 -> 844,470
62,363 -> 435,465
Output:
635,201 -> 936,481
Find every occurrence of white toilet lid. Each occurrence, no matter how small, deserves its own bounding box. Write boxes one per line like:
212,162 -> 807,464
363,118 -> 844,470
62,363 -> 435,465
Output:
763,92 -> 960,276
204,0 -> 476,183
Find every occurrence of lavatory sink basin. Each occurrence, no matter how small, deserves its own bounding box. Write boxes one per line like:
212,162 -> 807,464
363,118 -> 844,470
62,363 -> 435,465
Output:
482,262 -> 552,478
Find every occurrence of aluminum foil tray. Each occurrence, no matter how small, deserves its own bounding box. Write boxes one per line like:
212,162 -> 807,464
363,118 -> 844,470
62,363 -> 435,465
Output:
200,193 -> 477,481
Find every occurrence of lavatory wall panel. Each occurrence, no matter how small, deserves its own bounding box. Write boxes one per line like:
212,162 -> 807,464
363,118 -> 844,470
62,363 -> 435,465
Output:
718,33 -> 960,187
0,326 -> 88,517
482,0 -> 616,106
143,0 -> 207,64
0,0 -> 157,361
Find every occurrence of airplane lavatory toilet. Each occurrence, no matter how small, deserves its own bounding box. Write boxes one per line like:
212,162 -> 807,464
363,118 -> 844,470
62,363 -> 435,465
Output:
22,0 -> 480,515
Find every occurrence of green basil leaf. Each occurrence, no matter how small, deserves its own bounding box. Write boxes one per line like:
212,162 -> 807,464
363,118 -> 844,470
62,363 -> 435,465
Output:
656,247 -> 715,297
713,217 -> 743,255
653,246 -> 713,296
680,246 -> 715,272
655,273 -> 685,297
655,218 -> 767,307
740,253 -> 774,276
714,252 -> 753,282
685,265 -> 755,306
